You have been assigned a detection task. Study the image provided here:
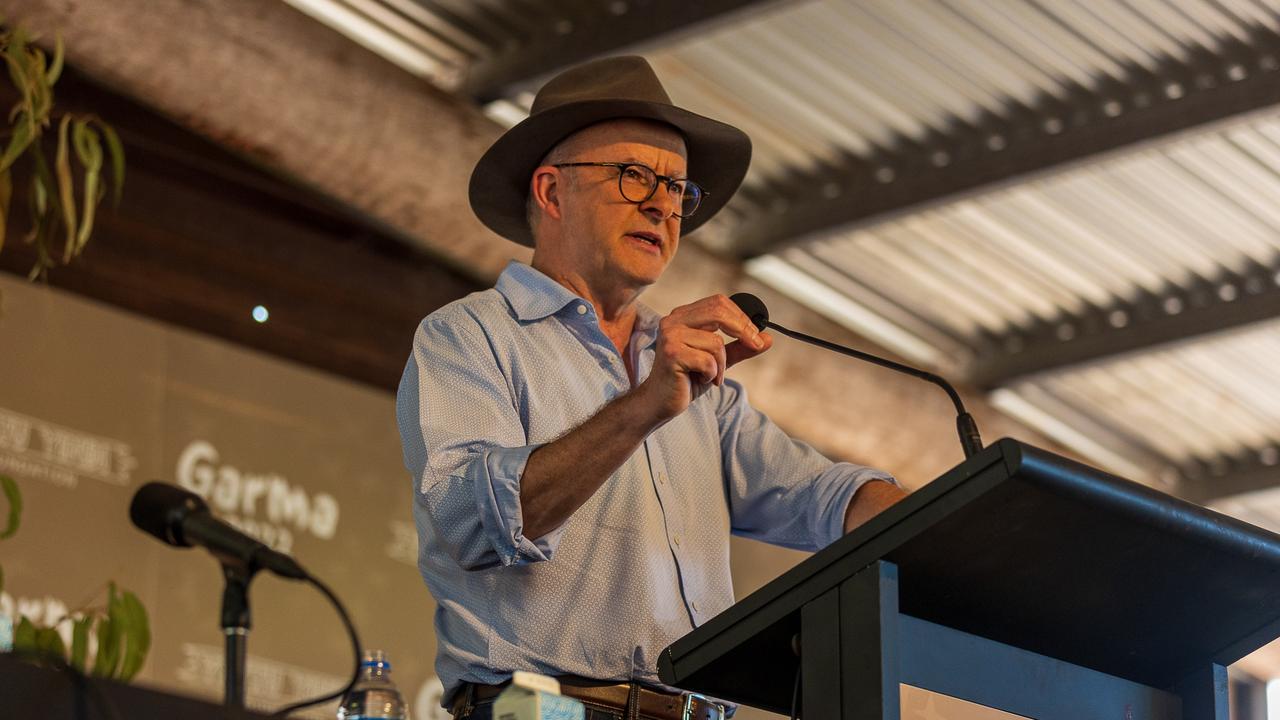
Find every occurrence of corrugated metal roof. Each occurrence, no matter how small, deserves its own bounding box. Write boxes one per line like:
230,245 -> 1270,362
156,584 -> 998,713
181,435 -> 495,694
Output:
650,0 -> 1280,191
998,318 -> 1280,478
754,112 -> 1280,347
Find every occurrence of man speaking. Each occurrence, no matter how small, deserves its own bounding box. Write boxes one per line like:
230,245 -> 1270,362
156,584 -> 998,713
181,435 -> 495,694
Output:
396,56 -> 906,720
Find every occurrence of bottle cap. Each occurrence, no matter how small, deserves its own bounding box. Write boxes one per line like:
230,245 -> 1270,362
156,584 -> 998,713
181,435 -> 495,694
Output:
361,649 -> 391,670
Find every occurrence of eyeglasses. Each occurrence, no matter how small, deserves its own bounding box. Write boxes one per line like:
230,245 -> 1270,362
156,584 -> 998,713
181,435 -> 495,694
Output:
553,162 -> 706,219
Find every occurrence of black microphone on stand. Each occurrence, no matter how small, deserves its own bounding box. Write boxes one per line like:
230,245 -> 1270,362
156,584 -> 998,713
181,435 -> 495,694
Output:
730,293 -> 984,459
130,482 -> 309,709
129,482 -> 363,716
130,482 -> 307,579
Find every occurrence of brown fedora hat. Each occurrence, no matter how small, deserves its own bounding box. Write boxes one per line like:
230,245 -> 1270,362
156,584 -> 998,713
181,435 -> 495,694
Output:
469,56 -> 752,247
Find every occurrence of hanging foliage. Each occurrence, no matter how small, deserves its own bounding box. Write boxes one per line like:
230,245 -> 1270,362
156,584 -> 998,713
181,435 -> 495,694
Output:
1,476 -> 151,681
0,25 -> 125,279
0,25 -> 142,679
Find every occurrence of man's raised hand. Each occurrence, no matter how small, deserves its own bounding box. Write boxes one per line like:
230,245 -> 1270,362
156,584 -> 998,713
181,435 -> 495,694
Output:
635,294 -> 773,422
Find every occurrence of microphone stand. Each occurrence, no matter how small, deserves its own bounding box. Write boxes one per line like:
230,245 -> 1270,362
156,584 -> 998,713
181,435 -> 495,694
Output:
220,560 -> 260,709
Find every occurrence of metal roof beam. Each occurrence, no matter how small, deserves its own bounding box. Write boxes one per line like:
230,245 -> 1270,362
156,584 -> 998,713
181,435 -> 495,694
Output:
463,0 -> 783,101
966,259 -> 1280,388
1178,446 -> 1280,506
732,27 -> 1280,257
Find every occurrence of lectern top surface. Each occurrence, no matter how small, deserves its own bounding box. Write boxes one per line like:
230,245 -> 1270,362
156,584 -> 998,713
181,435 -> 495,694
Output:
660,439 -> 1280,705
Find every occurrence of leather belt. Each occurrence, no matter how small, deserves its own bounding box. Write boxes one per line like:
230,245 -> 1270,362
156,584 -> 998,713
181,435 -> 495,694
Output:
452,679 -> 727,720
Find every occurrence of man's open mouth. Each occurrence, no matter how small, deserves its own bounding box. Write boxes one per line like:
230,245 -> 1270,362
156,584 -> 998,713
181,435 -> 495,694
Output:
628,232 -> 662,247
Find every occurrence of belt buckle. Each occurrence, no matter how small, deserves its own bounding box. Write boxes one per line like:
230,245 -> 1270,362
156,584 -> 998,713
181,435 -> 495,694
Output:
681,693 -> 725,720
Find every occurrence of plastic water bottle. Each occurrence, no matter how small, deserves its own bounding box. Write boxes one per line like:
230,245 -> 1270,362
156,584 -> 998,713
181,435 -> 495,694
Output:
337,650 -> 408,719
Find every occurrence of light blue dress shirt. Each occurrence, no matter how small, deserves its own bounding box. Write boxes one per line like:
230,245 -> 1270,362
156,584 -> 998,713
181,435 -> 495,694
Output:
396,261 -> 895,702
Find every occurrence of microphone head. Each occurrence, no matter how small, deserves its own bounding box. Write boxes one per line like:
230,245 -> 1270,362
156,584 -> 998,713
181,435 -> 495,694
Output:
129,482 -> 208,548
729,292 -> 769,331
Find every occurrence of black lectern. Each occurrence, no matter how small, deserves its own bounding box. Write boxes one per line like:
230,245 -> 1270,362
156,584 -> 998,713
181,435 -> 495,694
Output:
659,439 -> 1280,720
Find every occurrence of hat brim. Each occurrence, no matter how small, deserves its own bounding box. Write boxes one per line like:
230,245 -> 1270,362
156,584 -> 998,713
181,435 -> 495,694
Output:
469,99 -> 752,247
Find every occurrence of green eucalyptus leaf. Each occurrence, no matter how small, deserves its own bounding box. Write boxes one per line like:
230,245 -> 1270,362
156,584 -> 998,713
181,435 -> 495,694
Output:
28,48 -> 50,120
117,591 -> 150,680
11,27 -> 29,53
45,34 -> 64,86
90,585 -> 121,677
25,107 -> 38,146
25,171 -> 45,251
55,114 -> 75,262
104,585 -> 131,680
15,55 -> 42,133
7,28 -> 28,57
89,615 -> 115,675
5,32 -> 30,101
13,616 -> 36,654
0,114 -> 33,172
31,135 -> 54,213
35,625 -> 66,660
70,615 -> 91,672
3,54 -> 27,102
74,126 -> 102,254
97,122 -> 124,206
0,474 -> 21,540
2,29 -> 37,121
71,116 -> 89,159
31,172 -> 46,218
32,204 -> 57,279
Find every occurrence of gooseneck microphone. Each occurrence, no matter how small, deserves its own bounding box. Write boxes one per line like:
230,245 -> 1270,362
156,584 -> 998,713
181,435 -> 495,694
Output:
730,292 -> 984,459
129,482 -> 307,579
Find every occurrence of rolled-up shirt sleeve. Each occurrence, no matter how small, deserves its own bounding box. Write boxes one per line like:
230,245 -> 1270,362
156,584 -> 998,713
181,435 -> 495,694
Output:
396,310 -> 566,570
713,378 -> 898,551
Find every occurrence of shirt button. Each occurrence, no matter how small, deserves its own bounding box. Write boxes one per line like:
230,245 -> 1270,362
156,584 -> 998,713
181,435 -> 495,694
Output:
658,472 -> 666,485
673,536 -> 681,547
576,304 -> 587,315
692,601 -> 700,613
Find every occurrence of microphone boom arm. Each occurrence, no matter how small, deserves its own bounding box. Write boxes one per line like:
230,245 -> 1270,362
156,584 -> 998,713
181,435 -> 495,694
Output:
764,321 -> 983,458
729,289 -> 985,460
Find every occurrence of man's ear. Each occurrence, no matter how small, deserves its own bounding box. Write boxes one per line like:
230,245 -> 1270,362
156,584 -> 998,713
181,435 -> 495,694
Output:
530,167 -> 564,222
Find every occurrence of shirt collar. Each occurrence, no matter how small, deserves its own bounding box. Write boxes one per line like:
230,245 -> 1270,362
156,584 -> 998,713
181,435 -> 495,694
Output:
631,303 -> 661,350
495,261 -> 583,321
495,261 -> 662,349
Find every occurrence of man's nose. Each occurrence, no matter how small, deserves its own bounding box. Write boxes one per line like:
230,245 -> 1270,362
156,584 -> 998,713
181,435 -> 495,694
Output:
639,186 -> 679,221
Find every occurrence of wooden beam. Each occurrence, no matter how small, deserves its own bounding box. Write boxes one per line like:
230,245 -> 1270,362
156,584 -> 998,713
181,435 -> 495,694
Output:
0,68 -> 481,391
5,0 -> 523,282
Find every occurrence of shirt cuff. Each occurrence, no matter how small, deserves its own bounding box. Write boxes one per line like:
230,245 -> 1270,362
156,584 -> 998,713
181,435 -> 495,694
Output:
470,443 -> 566,566
825,467 -> 899,545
